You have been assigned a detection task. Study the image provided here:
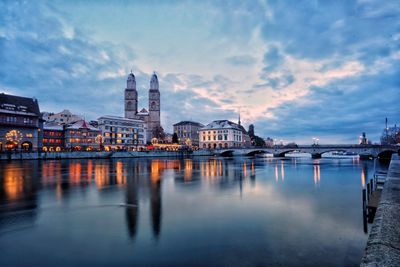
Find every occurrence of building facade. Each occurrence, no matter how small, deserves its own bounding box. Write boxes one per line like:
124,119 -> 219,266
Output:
173,121 -> 204,147
97,115 -> 147,150
64,120 -> 101,151
0,93 -> 42,152
42,123 -> 64,152
199,120 -> 250,149
124,72 -> 162,142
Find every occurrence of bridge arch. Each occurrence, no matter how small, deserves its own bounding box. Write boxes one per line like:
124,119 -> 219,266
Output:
245,150 -> 268,156
377,149 -> 398,160
220,150 -> 234,157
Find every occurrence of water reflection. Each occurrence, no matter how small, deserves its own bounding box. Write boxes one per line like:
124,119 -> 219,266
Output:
0,157 -> 389,266
0,161 -> 40,232
313,164 -> 321,187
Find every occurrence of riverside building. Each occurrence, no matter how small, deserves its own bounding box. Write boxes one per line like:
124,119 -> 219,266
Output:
64,120 -> 101,151
199,120 -> 250,149
97,115 -> 147,150
0,93 -> 42,152
173,121 -> 204,147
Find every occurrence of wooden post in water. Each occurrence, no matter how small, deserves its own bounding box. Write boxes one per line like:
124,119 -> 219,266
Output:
362,188 -> 368,233
370,179 -> 374,192
367,182 -> 371,202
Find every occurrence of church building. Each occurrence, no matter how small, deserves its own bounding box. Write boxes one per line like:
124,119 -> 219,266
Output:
124,72 -> 163,142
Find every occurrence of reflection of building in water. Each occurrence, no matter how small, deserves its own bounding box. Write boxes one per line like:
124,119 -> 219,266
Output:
95,162 -> 110,189
125,159 -> 165,240
250,161 -> 256,186
150,174 -> 162,239
361,161 -> 369,188
313,164 -> 321,187
0,161 -> 40,230
274,161 -> 285,183
125,175 -> 139,239
184,159 -> 193,182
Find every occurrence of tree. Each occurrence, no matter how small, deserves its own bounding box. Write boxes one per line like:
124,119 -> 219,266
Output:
253,136 -> 266,147
152,126 -> 165,140
172,133 -> 179,144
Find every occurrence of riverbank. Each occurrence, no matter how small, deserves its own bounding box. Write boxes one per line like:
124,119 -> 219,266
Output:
0,150 -> 215,160
361,154 -> 400,266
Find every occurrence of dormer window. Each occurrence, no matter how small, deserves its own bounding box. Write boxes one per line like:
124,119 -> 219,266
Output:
2,103 -> 16,110
18,105 -> 27,112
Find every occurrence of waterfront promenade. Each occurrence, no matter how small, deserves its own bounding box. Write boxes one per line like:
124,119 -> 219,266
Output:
361,154 -> 400,266
0,150 -> 200,160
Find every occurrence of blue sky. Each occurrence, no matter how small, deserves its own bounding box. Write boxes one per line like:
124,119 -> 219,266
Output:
0,0 -> 399,144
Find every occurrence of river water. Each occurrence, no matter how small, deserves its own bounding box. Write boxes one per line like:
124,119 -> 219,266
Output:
0,156 -> 388,266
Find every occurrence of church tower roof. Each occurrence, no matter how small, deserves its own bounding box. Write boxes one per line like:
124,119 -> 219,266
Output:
150,72 -> 159,90
127,72 -> 136,89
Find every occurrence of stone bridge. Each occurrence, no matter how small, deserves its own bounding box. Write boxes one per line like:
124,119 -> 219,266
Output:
212,145 -> 400,159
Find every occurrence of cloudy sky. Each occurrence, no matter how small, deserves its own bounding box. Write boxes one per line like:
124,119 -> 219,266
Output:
0,0 -> 399,144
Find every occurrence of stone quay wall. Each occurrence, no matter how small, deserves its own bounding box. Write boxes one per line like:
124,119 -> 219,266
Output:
361,154 -> 400,266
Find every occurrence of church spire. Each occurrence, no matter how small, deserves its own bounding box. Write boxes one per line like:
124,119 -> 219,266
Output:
150,71 -> 159,90
127,72 -> 136,90
238,108 -> 241,125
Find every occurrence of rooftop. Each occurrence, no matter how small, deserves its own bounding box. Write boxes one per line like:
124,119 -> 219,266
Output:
0,93 -> 40,116
173,121 -> 204,127
98,115 -> 146,123
66,120 -> 99,131
201,120 -> 247,133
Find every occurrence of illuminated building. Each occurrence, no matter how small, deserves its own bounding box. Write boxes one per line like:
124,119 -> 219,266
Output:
0,93 -> 42,151
42,123 -> 64,152
97,115 -> 147,150
124,72 -> 163,142
64,120 -> 101,151
173,121 -> 204,147
199,120 -> 250,149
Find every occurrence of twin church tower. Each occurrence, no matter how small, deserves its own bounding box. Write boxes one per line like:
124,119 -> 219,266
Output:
124,72 -> 162,141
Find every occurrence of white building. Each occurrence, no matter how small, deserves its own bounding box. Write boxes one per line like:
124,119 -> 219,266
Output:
97,115 -> 147,150
199,120 -> 250,149
42,109 -> 82,125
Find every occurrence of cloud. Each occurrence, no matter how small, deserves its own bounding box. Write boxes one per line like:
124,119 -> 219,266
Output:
0,0 -> 398,143
225,55 -> 257,66
262,45 -> 283,72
